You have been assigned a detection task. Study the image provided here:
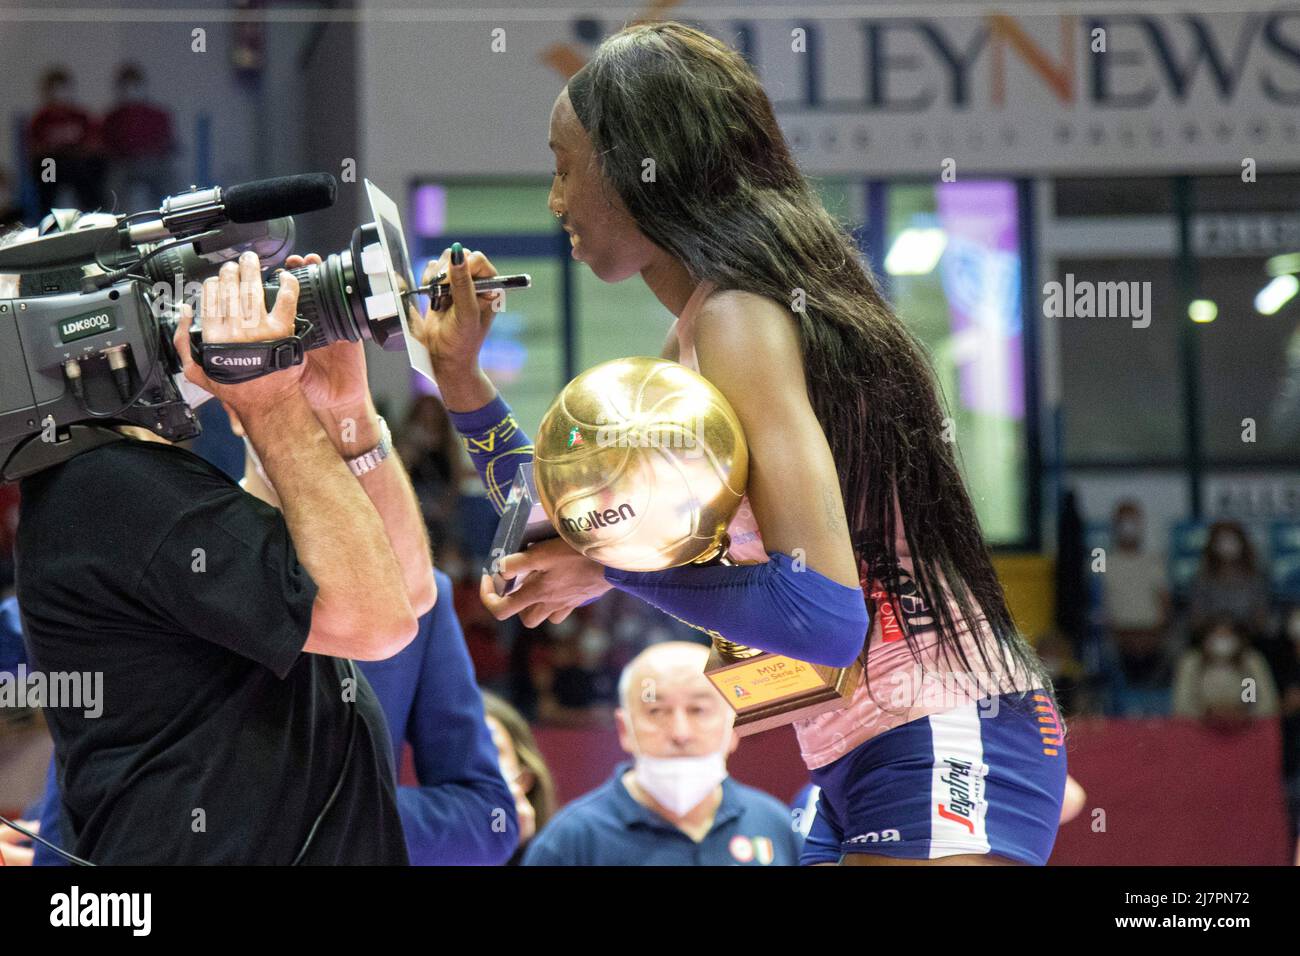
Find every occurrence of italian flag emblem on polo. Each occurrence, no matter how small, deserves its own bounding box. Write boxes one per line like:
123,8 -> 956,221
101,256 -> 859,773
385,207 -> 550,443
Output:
567,426 -> 584,448
729,835 -> 775,864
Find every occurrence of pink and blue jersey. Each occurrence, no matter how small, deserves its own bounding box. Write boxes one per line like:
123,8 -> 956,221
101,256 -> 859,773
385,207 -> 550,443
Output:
670,281 -> 1043,769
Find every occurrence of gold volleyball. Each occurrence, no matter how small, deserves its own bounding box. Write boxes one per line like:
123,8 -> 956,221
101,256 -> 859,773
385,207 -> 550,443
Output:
533,357 -> 749,572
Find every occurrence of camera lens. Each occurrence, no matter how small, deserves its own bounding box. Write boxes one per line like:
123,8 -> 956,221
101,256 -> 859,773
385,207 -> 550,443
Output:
260,223 -> 407,354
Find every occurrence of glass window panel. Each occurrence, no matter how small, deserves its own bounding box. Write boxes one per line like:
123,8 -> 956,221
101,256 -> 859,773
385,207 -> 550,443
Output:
1055,257 -> 1183,462
440,182 -> 558,234
576,271 -> 673,371
410,181 -> 563,432
1193,173 -> 1300,214
885,181 -> 1029,544
1195,254 -> 1300,463
478,255 -> 563,434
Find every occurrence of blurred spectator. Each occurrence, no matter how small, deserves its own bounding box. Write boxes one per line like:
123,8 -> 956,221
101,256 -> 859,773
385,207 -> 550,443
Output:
531,616 -> 616,727
481,690 -> 557,865
27,67 -> 106,212
521,641 -> 800,866
1172,617 -> 1279,726
397,395 -> 462,548
1102,501 -> 1171,687
1188,521 -> 1272,638
102,64 -> 176,210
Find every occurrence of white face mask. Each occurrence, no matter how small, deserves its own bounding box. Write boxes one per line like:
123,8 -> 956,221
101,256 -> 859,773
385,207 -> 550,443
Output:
634,747 -> 728,817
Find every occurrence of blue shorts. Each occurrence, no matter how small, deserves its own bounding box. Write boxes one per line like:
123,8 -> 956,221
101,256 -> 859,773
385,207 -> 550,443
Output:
800,690 -> 1067,865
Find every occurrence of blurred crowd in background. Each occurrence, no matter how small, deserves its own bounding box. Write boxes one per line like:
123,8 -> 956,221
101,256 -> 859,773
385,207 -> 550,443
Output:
0,63 -> 177,228
1045,495 -> 1300,848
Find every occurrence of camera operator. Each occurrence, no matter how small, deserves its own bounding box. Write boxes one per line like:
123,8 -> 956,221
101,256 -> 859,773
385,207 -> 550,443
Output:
14,249 -> 435,864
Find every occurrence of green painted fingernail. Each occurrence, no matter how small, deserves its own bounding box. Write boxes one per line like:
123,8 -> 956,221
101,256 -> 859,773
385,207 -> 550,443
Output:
451,242 -> 464,266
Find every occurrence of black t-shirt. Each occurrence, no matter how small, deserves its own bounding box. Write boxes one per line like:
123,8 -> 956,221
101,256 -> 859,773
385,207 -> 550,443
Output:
16,438 -> 409,865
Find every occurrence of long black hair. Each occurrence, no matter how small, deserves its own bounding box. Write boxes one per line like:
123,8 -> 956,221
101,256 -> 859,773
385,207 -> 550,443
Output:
566,21 -> 1050,694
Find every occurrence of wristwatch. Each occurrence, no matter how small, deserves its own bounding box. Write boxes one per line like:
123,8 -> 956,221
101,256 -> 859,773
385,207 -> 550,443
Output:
346,416 -> 392,477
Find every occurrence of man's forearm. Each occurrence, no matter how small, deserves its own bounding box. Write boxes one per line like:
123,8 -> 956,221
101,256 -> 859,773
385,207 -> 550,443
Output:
315,396 -> 436,615
241,391 -> 415,651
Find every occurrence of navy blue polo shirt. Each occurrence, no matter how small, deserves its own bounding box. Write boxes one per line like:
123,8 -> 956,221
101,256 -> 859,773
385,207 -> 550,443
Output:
521,762 -> 801,866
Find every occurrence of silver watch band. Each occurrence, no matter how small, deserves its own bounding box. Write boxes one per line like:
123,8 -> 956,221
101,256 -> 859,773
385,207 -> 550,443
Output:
346,416 -> 392,477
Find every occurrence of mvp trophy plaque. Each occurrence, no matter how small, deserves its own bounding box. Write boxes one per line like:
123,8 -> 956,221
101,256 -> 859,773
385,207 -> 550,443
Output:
704,613 -> 864,738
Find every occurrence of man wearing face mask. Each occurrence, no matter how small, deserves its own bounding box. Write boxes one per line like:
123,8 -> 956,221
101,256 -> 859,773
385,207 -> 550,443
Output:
521,641 -> 800,866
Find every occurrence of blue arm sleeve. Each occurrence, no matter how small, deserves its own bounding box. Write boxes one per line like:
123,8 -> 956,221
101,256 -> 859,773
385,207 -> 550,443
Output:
447,394 -> 534,516
604,552 -> 869,668
398,572 -> 519,865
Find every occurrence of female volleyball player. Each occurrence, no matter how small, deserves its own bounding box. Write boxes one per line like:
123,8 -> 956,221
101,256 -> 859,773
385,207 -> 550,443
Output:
412,21 -> 1066,866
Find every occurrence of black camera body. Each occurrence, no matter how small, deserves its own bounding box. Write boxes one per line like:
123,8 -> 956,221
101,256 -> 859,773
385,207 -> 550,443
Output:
0,174 -> 421,480
0,217 -> 199,479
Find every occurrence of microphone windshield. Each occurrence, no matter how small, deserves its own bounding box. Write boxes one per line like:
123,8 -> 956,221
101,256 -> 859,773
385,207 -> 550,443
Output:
224,173 -> 337,223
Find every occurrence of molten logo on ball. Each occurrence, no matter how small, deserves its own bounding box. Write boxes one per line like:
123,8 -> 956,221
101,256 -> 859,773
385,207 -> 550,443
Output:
559,503 -> 636,534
